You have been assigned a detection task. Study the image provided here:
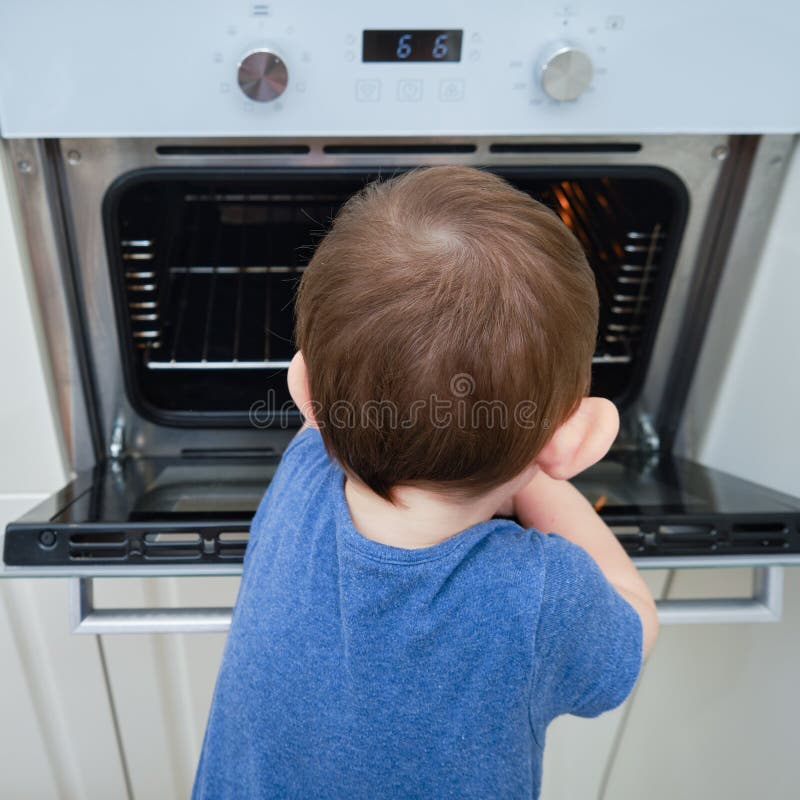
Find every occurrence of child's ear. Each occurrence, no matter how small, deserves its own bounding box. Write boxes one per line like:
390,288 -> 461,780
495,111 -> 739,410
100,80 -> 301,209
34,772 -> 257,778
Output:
535,398 -> 619,480
287,351 -> 318,427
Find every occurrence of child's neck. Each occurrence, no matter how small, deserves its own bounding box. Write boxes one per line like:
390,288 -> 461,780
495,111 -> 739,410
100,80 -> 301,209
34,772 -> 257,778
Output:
344,477 -> 509,550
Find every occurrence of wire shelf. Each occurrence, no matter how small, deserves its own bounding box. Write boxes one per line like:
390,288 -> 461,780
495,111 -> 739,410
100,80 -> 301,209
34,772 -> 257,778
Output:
116,176 -> 674,415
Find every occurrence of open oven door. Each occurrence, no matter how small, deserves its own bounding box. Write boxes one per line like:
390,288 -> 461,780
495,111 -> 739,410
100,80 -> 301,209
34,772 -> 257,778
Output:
572,450 -> 800,560
3,450 -> 800,633
6,448 -> 800,568
3,454 -> 280,569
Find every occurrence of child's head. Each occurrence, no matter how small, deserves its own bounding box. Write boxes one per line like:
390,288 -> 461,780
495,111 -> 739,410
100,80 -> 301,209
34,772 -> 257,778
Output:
292,166 -> 616,501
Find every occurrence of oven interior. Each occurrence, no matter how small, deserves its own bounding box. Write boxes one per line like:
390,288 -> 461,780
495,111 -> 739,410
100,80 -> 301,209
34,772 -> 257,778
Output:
106,167 -> 687,426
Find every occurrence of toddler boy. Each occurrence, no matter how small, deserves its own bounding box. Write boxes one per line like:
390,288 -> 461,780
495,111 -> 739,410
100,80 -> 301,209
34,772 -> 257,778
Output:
193,166 -> 658,799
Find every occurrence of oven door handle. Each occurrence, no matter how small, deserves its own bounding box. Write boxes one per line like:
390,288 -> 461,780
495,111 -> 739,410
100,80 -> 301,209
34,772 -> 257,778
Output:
69,578 -> 232,634
655,565 -> 783,625
69,566 -> 785,634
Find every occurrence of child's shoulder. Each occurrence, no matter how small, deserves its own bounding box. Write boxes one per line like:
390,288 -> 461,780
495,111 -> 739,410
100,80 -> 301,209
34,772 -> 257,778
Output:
533,531 -> 631,613
476,523 -> 589,574
248,427 -> 333,538
273,426 -> 331,485
282,424 -> 326,459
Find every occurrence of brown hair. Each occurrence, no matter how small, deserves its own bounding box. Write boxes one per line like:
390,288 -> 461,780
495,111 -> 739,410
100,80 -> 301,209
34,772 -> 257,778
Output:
295,166 -> 598,500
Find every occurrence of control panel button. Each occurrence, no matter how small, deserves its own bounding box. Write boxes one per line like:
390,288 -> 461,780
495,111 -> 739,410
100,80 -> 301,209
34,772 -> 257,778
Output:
439,79 -> 465,102
237,49 -> 289,102
397,79 -> 423,102
356,79 -> 381,102
539,44 -> 593,101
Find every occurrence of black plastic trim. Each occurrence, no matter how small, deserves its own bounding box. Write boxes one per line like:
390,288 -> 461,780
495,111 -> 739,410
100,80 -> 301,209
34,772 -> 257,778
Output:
323,144 -> 477,154
7,510 -> 800,566
608,513 -> 799,558
156,145 -> 311,156
489,142 -> 642,154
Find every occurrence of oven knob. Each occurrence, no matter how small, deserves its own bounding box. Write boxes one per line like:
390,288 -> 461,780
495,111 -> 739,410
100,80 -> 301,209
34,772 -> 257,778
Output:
237,49 -> 289,102
539,44 -> 594,101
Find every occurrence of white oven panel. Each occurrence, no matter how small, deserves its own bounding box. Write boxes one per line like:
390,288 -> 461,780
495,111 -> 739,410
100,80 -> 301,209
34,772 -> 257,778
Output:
0,0 -> 797,137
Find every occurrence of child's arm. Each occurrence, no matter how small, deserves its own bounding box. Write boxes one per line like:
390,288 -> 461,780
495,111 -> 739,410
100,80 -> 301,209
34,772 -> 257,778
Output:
514,471 -> 659,659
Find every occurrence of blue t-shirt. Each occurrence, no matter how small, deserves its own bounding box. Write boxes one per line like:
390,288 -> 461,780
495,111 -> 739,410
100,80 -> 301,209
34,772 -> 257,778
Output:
193,429 -> 642,799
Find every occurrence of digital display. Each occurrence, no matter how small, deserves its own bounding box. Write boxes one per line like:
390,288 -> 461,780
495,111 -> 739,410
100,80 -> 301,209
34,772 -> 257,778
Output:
362,30 -> 463,63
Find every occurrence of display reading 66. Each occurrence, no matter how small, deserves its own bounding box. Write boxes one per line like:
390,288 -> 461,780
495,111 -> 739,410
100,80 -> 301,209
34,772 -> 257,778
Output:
363,30 -> 464,63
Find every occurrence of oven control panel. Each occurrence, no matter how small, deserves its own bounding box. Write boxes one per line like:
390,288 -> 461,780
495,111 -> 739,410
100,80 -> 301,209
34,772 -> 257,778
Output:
0,0 -> 798,136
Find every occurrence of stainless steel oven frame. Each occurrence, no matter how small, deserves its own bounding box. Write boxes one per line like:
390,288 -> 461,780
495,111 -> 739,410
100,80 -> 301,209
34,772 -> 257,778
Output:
11,133 -> 785,469
4,133 -> 800,631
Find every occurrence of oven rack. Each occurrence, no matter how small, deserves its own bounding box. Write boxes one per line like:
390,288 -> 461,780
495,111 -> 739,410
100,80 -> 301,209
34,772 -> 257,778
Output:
133,262 -> 649,371
550,180 -> 664,356
123,180 -> 668,372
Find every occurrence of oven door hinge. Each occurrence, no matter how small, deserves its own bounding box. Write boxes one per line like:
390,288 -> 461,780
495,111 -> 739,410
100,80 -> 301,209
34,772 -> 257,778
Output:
635,413 -> 661,454
109,419 -> 126,461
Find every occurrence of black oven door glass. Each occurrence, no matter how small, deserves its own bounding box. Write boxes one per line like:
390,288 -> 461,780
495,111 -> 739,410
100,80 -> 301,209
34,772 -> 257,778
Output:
104,166 -> 687,428
5,453 -> 800,566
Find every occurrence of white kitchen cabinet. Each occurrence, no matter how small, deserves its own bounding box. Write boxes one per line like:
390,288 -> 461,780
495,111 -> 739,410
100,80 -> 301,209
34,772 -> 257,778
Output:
603,569 -> 800,800
0,572 -> 129,800
94,577 -> 237,798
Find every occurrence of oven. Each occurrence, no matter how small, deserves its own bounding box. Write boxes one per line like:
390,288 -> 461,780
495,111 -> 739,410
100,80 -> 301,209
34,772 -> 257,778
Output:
2,0 -> 800,631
